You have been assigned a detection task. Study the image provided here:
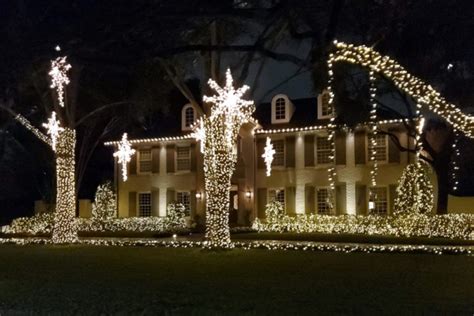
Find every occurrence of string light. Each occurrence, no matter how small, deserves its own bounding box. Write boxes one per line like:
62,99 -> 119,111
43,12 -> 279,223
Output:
14,114 -> 51,146
330,40 -> 474,137
113,133 -> 136,182
261,137 -> 275,177
451,131 -> 460,191
42,111 -> 64,151
104,134 -> 194,146
368,70 -> 378,187
326,55 -> 337,193
195,69 -> 255,248
49,56 -> 71,108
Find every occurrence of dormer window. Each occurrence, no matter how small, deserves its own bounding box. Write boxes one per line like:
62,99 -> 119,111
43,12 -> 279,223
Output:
275,98 -> 286,120
271,94 -> 294,124
181,104 -> 196,131
318,91 -> 333,119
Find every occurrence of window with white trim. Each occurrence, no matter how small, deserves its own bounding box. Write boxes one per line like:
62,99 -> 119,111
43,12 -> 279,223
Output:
185,107 -> 195,127
368,187 -> 388,215
316,136 -> 332,164
275,98 -> 286,120
369,134 -> 388,162
269,189 -> 285,208
138,149 -> 152,173
318,91 -> 333,119
138,192 -> 152,217
272,139 -> 285,167
176,146 -> 191,171
176,191 -> 191,215
316,188 -> 334,214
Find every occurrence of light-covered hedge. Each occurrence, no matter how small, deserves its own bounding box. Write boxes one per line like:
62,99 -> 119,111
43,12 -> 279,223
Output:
252,213 -> 474,240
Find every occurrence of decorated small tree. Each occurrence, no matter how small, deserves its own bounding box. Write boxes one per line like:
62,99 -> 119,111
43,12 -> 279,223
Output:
91,181 -> 117,220
193,69 -> 255,248
165,203 -> 187,229
265,200 -> 284,223
394,162 -> 434,214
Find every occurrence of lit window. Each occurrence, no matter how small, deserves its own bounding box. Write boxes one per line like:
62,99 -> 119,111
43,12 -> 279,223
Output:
272,139 -> 285,166
321,92 -> 331,117
138,149 -> 152,173
138,193 -> 152,217
176,191 -> 191,215
269,189 -> 285,207
316,136 -> 332,164
275,98 -> 286,120
369,187 -> 388,215
316,188 -> 334,214
185,107 -> 195,127
369,134 -> 387,162
176,146 -> 191,171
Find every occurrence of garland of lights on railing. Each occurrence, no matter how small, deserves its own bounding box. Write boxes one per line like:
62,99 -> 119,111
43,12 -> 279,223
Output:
192,69 -> 255,249
330,41 -> 474,137
368,70 -> 378,187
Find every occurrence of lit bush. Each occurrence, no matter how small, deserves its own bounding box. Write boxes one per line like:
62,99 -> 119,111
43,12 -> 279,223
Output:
91,181 -> 117,220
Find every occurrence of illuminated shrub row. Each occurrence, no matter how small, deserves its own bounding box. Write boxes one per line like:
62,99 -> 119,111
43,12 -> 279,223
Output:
252,213 -> 474,240
2,203 -> 188,235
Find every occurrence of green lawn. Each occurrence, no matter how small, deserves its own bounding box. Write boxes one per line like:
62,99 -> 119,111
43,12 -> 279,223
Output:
0,245 -> 472,314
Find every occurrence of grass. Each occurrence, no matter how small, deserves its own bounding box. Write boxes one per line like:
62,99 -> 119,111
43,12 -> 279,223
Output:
232,232 -> 474,246
0,244 -> 472,314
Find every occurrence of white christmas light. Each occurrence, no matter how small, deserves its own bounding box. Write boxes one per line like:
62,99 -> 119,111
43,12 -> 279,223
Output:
42,111 -> 64,151
113,133 -> 136,182
49,56 -> 71,108
261,137 -> 275,177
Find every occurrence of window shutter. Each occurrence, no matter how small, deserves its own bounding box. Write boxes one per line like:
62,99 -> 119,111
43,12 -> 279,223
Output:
257,138 -> 265,169
389,184 -> 397,214
128,191 -> 137,217
388,128 -> 401,163
304,135 -> 315,167
166,188 -> 175,209
305,185 -> 315,214
285,136 -> 295,168
166,145 -> 175,173
190,143 -> 197,171
285,186 -> 296,215
129,151 -> 137,175
152,190 -> 159,216
190,190 -> 196,217
335,131 -> 346,165
335,184 -> 346,215
354,131 -> 366,165
152,147 -> 160,173
257,188 -> 267,218
355,184 -> 367,215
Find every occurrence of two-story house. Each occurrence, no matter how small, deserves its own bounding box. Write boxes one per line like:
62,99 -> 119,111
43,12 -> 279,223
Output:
105,92 -> 415,225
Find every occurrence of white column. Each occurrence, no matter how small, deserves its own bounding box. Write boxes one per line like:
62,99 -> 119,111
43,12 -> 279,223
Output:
159,146 -> 168,216
346,182 -> 357,215
295,134 -> 305,214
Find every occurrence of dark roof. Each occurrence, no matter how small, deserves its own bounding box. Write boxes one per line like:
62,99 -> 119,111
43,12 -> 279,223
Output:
253,97 -> 328,129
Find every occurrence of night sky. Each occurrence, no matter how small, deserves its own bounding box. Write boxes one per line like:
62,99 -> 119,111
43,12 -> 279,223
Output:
0,0 -> 473,223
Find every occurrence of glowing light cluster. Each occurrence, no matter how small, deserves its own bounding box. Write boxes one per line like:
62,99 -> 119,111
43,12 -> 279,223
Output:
51,128 -> 78,243
113,133 -> 136,182
330,41 -> 474,137
252,212 -> 473,240
49,56 -> 71,108
91,182 -> 117,220
368,70 -> 378,187
42,111 -> 64,151
261,137 -> 275,177
394,162 -> 434,214
451,132 -> 461,191
195,69 -> 255,248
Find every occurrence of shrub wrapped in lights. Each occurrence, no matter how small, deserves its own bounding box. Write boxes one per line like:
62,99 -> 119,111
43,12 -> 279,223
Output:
91,181 -> 117,220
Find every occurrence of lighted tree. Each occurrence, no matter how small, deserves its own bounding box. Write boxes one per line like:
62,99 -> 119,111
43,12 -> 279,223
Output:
92,181 -> 117,220
394,162 -> 434,214
193,69 -> 255,248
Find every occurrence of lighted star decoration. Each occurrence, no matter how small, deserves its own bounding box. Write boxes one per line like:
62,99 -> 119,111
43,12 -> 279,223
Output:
113,133 -> 136,181
203,68 -> 255,147
42,111 -> 64,151
191,118 -> 206,154
262,137 -> 275,177
49,56 -> 71,108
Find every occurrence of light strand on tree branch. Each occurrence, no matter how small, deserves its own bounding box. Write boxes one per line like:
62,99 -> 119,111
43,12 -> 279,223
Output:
14,114 -> 51,146
326,55 -> 337,193
451,131 -> 460,192
368,70 -> 378,187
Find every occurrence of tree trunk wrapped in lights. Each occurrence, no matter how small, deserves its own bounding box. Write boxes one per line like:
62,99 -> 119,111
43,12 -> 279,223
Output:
51,127 -> 78,243
194,69 -> 255,248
